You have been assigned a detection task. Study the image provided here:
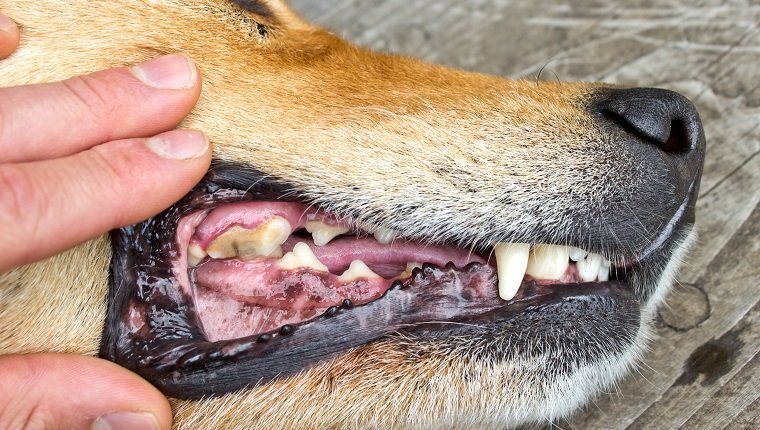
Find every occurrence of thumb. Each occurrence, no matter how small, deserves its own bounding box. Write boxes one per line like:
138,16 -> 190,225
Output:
0,354 -> 172,430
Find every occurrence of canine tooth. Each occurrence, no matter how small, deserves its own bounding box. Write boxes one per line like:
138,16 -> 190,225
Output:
577,252 -> 602,282
494,243 -> 530,301
339,260 -> 380,282
598,260 -> 611,282
373,227 -> 397,244
568,247 -> 588,262
278,242 -> 329,272
207,216 -> 292,260
526,245 -> 570,280
305,221 -> 350,246
187,243 -> 207,266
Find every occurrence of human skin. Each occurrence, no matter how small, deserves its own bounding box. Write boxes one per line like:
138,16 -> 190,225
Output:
0,12 -> 210,430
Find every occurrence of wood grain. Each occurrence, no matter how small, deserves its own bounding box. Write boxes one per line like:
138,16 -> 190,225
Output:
288,1 -> 760,428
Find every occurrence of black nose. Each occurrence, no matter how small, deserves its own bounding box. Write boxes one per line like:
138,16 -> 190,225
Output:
592,87 -> 706,226
594,87 -> 703,155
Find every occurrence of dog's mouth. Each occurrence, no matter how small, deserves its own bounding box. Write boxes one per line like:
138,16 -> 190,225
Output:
101,163 -> 691,400
183,198 -> 620,342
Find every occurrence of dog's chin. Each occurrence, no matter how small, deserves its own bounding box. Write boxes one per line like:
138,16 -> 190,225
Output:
101,162 -> 693,408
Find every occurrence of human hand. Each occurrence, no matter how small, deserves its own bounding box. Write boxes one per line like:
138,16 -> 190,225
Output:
0,13 -> 211,429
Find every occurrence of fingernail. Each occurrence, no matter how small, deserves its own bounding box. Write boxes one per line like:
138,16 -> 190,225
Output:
92,412 -> 160,430
0,14 -> 17,33
130,54 -> 197,90
145,129 -> 209,160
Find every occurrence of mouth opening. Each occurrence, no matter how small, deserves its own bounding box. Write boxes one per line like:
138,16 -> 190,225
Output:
102,164 -> 648,400
179,200 -> 625,342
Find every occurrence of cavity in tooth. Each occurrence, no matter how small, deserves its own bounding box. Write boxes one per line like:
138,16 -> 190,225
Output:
278,242 -> 329,272
568,247 -> 588,262
373,227 -> 397,244
187,243 -> 207,266
494,243 -> 530,301
526,245 -> 571,280
577,252 -> 602,282
338,260 -> 380,282
305,221 -> 350,246
597,260 -> 611,282
207,216 -> 292,260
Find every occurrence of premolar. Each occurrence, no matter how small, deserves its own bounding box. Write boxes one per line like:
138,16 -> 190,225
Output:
205,216 -> 291,260
373,227 -> 398,244
305,221 -> 350,246
278,242 -> 329,272
338,260 -> 380,282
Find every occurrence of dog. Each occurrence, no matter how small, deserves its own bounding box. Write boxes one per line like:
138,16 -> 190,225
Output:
0,0 -> 705,428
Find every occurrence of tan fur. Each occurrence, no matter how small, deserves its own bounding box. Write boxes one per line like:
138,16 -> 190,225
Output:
0,1 -> 668,428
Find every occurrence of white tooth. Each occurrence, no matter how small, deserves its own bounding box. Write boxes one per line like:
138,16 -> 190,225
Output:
526,245 -> 571,280
305,221 -> 350,246
577,252 -> 602,282
494,243 -> 530,301
338,260 -> 380,282
207,216 -> 292,260
187,243 -> 207,266
568,247 -> 588,262
598,260 -> 611,282
373,227 -> 397,244
278,242 -> 329,272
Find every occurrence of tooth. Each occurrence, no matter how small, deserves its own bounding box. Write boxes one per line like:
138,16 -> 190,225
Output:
338,260 -> 380,282
494,243 -> 530,301
568,247 -> 588,262
577,252 -> 602,282
305,221 -> 350,246
373,227 -> 397,244
526,245 -> 570,280
598,260 -> 611,282
206,216 -> 292,260
187,243 -> 207,266
399,262 -> 422,278
278,242 -> 329,272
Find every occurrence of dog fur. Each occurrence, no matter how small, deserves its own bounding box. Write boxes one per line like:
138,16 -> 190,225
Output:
0,1 -> 701,428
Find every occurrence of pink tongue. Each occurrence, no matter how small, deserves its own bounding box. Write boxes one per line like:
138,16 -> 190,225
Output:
281,236 -> 486,275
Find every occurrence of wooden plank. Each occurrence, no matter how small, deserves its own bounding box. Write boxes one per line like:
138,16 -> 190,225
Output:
288,1 -> 760,428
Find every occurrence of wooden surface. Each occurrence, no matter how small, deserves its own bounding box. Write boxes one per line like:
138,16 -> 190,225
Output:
288,1 -> 760,429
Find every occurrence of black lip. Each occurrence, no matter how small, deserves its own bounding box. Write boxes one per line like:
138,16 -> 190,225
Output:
101,162 -> 688,400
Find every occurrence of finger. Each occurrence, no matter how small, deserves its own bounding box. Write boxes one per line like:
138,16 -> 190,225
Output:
0,354 -> 172,430
0,13 -> 19,59
0,53 -> 201,163
0,129 -> 211,273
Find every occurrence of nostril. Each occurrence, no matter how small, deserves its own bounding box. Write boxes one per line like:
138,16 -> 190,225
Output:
594,87 -> 701,155
662,119 -> 689,154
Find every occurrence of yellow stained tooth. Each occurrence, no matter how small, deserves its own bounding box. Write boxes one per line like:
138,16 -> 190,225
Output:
338,260 -> 380,282
206,216 -> 292,260
187,243 -> 207,266
278,242 -> 329,272
305,221 -> 350,246
526,245 -> 570,280
494,243 -> 530,301
399,262 -> 422,278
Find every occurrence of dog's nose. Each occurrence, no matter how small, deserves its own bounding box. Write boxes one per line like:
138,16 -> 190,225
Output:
592,87 -> 706,223
594,88 -> 703,155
